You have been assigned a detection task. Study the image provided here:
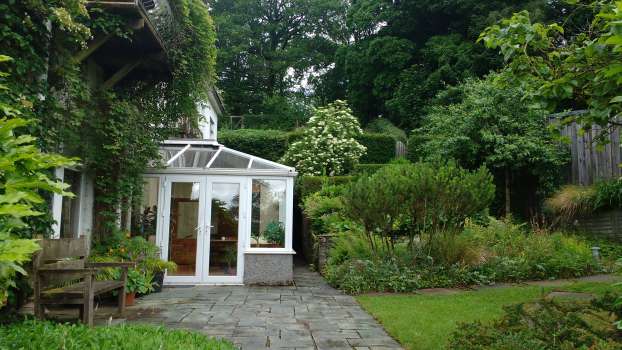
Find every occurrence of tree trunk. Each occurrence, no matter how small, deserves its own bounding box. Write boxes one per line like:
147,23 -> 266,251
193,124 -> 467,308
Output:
505,167 -> 511,217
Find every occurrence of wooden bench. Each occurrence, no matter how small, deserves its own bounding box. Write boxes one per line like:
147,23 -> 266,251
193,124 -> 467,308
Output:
33,238 -> 134,326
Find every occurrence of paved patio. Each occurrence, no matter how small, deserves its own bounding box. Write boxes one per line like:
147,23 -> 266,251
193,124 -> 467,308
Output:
112,266 -> 402,350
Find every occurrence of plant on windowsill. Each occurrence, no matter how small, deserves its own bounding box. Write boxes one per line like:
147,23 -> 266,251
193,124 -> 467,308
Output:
262,221 -> 285,247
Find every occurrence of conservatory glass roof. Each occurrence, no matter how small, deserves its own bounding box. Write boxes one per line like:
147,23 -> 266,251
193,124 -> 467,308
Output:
151,140 -> 296,175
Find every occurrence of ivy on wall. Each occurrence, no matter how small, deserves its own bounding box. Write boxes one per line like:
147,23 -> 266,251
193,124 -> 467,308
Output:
0,0 -> 217,239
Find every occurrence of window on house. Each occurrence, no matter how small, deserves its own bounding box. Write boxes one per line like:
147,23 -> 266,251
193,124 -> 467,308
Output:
137,177 -> 160,239
60,170 -> 81,238
250,179 -> 286,248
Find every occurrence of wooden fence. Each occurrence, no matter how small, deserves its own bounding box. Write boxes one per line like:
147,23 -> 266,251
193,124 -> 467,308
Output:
558,121 -> 621,185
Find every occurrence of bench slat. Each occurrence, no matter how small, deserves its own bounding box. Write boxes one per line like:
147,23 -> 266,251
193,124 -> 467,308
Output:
42,280 -> 124,298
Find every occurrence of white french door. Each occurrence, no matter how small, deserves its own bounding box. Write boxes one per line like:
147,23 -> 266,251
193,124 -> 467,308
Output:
159,176 -> 246,284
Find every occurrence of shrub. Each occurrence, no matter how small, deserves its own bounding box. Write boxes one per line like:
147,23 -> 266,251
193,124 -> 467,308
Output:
0,320 -> 235,349
449,296 -> 622,350
281,100 -> 366,176
217,129 -> 289,162
296,175 -> 354,199
358,133 -> 396,164
342,161 -> 495,255
465,219 -> 598,281
352,163 -> 386,176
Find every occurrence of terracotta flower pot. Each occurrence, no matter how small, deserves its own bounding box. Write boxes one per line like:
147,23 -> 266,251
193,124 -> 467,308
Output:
125,292 -> 136,306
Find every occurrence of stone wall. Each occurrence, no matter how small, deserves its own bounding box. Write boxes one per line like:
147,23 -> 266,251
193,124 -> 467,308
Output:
244,253 -> 294,285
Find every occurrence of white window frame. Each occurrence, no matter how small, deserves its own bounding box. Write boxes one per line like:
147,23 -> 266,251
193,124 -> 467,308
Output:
245,176 -> 295,254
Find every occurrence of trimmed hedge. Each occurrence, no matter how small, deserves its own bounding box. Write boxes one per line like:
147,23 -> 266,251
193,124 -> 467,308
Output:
358,133 -> 396,164
218,129 -> 289,161
217,129 -> 396,165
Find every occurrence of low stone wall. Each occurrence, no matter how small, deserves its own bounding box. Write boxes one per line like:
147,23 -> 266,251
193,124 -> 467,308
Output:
575,210 -> 622,242
244,253 -> 294,285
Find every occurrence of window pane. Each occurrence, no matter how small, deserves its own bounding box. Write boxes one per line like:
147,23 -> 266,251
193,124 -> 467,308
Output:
137,178 -> 159,239
60,170 -> 81,238
250,159 -> 279,170
168,182 -> 200,276
251,179 -> 286,248
209,150 -> 250,168
209,183 -> 240,276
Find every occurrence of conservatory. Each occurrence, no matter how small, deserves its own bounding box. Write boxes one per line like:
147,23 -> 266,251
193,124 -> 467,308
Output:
140,139 -> 297,285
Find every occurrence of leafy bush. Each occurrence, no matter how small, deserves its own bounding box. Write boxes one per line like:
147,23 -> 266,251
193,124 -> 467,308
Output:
324,218 -> 600,294
342,161 -> 495,255
0,60 -> 76,307
296,175 -> 354,199
218,129 -> 289,162
449,295 -> 622,350
352,163 -> 386,176
357,133 -> 396,164
91,231 -> 176,294
281,100 -> 366,176
0,320 -> 235,349
465,219 -> 598,281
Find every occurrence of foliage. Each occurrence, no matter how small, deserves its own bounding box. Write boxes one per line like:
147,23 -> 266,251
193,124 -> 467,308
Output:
357,133 -> 396,164
218,129 -> 289,162
545,178 -> 622,221
351,164 -> 387,176
357,282 -> 620,350
126,269 -> 155,295
0,320 -> 235,349
411,73 -> 568,215
261,221 -> 285,246
211,0 -> 345,116
342,161 -> 495,255
449,296 -> 622,350
365,118 -> 407,142
545,185 -> 599,220
0,0 -> 218,236
296,175 -> 354,199
464,218 -> 598,281
479,2 -> 622,134
91,231 -> 176,294
323,216 -> 600,294
0,58 -> 75,308
282,100 -> 366,176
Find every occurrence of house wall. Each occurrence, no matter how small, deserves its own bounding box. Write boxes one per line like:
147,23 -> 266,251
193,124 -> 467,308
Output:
243,253 -> 294,285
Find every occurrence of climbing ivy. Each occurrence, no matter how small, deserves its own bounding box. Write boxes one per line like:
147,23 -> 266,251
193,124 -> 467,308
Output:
0,0 -> 217,238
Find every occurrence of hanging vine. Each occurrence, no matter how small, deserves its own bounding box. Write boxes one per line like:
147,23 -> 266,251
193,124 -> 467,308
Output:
0,0 -> 218,239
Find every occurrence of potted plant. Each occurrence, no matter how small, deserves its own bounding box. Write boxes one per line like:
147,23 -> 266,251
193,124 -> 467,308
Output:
144,258 -> 177,293
262,221 -> 285,247
125,269 -> 154,306
222,246 -> 237,274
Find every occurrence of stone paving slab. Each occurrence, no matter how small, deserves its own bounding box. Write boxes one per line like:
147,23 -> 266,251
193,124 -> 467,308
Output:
101,266 -> 402,349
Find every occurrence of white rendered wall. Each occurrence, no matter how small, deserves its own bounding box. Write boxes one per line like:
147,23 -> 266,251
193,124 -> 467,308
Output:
197,100 -> 218,141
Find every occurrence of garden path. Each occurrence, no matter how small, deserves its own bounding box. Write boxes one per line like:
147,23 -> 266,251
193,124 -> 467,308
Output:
111,266 -> 403,350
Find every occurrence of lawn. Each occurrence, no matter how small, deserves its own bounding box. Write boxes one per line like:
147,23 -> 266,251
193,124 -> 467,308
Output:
356,281 -> 621,350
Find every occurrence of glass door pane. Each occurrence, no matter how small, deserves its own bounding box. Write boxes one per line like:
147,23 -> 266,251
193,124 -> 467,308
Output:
208,183 -> 240,276
167,181 -> 201,276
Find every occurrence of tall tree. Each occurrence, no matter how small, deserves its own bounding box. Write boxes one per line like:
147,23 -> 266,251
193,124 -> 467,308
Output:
210,0 -> 346,116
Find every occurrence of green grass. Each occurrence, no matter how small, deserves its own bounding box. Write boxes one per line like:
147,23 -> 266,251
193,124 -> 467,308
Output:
0,320 -> 235,350
356,281 -> 621,350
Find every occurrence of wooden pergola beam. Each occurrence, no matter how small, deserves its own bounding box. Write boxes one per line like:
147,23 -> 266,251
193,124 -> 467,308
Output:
102,58 -> 143,90
74,33 -> 114,63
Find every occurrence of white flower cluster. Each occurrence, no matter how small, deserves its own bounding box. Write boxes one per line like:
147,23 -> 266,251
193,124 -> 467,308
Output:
281,100 -> 366,176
